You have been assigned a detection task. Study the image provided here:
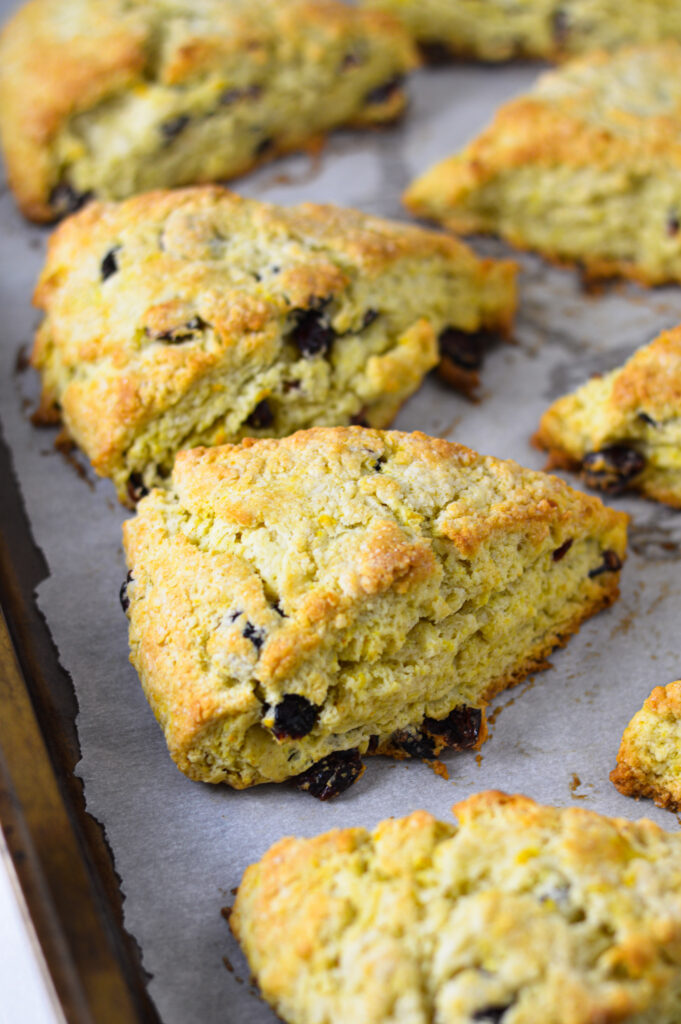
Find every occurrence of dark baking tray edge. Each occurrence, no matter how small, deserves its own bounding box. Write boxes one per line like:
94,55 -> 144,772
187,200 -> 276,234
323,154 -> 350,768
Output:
0,420 -> 161,1024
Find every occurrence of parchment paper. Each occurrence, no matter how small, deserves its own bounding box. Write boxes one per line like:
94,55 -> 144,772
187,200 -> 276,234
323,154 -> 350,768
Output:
1,9 -> 681,1020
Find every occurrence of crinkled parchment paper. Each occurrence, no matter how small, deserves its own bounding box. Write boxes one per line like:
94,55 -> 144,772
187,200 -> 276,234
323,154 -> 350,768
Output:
1,12 -> 680,1020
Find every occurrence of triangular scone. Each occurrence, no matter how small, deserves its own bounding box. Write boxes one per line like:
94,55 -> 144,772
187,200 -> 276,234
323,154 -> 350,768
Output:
405,45 -> 681,285
232,791 -> 681,1023
122,427 -> 626,795
0,0 -> 417,222
360,0 -> 681,62
535,325 -> 681,508
32,187 -> 516,506
612,682 -> 681,812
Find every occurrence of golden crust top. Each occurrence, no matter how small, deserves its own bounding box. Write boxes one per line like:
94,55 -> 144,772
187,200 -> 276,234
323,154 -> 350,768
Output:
34,185 -> 500,313
232,790 -> 681,1024
641,681 -> 681,718
31,185 -> 515,487
610,327 -> 681,418
165,427 -> 623,559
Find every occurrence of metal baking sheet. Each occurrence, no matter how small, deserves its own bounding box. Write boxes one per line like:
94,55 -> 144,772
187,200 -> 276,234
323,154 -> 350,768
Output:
1,16 -> 681,1021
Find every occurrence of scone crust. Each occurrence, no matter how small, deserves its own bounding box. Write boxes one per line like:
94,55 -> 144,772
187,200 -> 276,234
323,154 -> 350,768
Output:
611,681 -> 681,812
122,427 -> 626,789
31,185 -> 517,502
232,790 -> 681,1024
0,0 -> 417,220
535,325 -> 681,508
404,44 -> 681,286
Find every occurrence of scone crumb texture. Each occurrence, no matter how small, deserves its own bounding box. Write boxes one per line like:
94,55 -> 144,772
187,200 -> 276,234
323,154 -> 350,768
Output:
232,790 -> 681,1024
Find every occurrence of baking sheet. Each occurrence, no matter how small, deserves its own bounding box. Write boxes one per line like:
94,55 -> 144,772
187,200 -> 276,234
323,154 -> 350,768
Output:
2,15 -> 681,1021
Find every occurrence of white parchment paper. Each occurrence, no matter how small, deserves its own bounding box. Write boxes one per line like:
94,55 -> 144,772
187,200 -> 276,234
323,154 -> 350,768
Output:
1,8 -> 681,1019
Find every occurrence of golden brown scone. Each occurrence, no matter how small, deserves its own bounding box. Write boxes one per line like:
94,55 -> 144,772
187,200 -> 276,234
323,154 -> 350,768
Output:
0,0 -> 417,222
611,681 -> 681,812
232,790 -> 681,1023
405,44 -> 681,286
31,185 -> 517,505
360,0 -> 681,63
535,325 -> 681,508
122,427 -> 627,795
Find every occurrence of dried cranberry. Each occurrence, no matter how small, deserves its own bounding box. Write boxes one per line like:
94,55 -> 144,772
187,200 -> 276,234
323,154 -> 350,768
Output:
119,570 -> 133,613
154,316 -> 208,344
340,52 -> 364,72
438,328 -> 486,371
160,114 -> 190,141
552,539 -> 573,562
582,445 -> 645,494
271,695 -> 320,740
49,183 -> 93,217
242,621 -> 266,650
364,76 -> 404,105
552,9 -> 570,47
101,247 -> 120,281
245,399 -> 274,429
473,1007 -> 512,1023
418,40 -> 454,64
254,136 -> 275,158
294,749 -> 364,800
127,473 -> 149,503
289,306 -> 335,358
220,85 -> 262,105
424,706 -> 482,750
390,728 -> 436,760
589,550 -> 623,578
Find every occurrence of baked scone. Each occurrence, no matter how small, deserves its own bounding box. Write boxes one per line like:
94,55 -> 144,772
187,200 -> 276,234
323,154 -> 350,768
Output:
611,682 -> 681,812
404,44 -> 681,286
0,0 -> 417,222
232,791 -> 681,1024
31,186 -> 517,505
535,325 -> 681,508
121,427 -> 627,795
360,0 -> 681,63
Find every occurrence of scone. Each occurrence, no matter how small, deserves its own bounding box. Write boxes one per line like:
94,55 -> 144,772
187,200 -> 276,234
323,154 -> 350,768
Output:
404,44 -> 681,286
535,325 -> 681,508
31,186 -> 517,505
360,0 -> 681,63
611,681 -> 681,812
232,791 -> 681,1024
0,0 -> 417,222
121,427 -> 627,795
